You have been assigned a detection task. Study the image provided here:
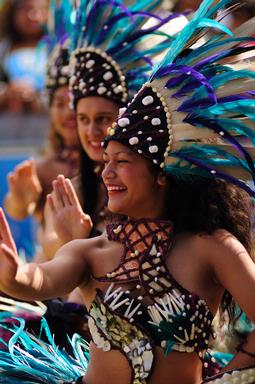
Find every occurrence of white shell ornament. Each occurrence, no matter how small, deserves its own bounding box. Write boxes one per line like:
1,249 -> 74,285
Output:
129,137 -> 139,145
86,60 -> 95,69
97,86 -> 107,95
119,107 -> 127,116
118,118 -> 130,127
114,85 -> 123,94
103,71 -> 113,81
142,96 -> 154,106
152,118 -> 161,126
149,145 -> 159,153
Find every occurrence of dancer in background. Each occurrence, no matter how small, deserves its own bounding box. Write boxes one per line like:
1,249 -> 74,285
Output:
3,0 -> 80,233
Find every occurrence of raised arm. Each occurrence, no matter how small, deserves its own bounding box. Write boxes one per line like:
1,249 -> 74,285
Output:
0,208 -> 89,301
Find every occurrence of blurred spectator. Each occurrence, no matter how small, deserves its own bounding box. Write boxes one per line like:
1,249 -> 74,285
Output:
0,0 -> 48,113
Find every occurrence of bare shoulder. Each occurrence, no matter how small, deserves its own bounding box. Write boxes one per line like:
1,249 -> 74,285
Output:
197,229 -> 250,270
201,229 -> 246,253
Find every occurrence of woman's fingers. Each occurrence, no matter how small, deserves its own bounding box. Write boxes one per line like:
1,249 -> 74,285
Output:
0,208 -> 17,252
57,175 -> 72,206
64,177 -> 80,207
0,243 -> 16,262
7,172 -> 16,188
46,194 -> 56,213
51,180 -> 64,210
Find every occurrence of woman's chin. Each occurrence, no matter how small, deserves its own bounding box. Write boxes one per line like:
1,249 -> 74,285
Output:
108,202 -> 127,216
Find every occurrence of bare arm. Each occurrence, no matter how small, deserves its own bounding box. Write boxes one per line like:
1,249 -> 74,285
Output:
0,208 -> 89,301
206,231 -> 255,368
208,230 -> 255,323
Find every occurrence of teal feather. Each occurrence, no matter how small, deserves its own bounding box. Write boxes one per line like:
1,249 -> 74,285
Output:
0,318 -> 89,383
211,119 -> 255,145
179,36 -> 255,67
151,0 -> 218,76
210,70 -> 255,89
197,18 -> 233,36
207,100 -> 255,115
169,146 -> 255,177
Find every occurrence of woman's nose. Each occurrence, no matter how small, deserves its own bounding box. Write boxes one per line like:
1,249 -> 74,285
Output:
102,161 -> 115,181
87,123 -> 102,138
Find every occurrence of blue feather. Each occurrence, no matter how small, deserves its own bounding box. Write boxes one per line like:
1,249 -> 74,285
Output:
0,318 -> 89,383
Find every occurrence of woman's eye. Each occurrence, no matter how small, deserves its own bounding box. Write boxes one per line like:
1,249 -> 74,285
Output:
98,116 -> 111,124
78,117 -> 88,124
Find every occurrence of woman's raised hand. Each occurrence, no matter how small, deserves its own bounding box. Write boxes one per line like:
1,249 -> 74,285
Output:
0,208 -> 19,290
4,159 -> 42,219
47,175 -> 93,243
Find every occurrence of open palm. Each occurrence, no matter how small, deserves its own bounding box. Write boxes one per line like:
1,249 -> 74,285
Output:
47,175 -> 93,243
7,159 -> 42,213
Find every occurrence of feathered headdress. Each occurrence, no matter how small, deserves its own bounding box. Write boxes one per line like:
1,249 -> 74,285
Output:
69,0 -> 186,108
45,0 -> 74,93
105,0 -> 255,197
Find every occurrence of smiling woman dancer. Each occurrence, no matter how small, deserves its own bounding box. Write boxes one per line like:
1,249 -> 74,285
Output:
1,0 -> 255,384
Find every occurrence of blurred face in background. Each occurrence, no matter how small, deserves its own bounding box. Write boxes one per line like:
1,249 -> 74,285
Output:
13,0 -> 48,40
76,96 -> 120,163
50,86 -> 79,147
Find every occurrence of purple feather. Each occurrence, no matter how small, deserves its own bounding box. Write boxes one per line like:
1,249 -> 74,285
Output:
109,13 -> 182,56
164,65 -> 217,104
172,152 -> 255,196
185,116 -> 255,176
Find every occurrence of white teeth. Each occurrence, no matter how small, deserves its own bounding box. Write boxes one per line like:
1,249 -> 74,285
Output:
107,186 -> 126,191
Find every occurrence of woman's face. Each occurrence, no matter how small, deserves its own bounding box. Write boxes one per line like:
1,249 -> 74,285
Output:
102,141 -> 167,219
76,97 -> 120,163
50,86 -> 79,147
13,0 -> 48,39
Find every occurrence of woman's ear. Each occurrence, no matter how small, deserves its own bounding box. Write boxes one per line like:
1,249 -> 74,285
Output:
157,172 -> 167,187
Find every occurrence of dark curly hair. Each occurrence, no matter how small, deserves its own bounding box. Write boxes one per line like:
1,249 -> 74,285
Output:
163,173 -> 254,323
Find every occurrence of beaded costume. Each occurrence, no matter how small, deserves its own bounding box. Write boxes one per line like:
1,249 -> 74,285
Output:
89,219 -> 214,383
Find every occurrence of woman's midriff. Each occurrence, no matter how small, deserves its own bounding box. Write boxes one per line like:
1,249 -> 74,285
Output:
84,343 -> 202,384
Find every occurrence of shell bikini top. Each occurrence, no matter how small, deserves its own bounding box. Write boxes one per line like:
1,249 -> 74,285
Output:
88,219 -> 214,384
